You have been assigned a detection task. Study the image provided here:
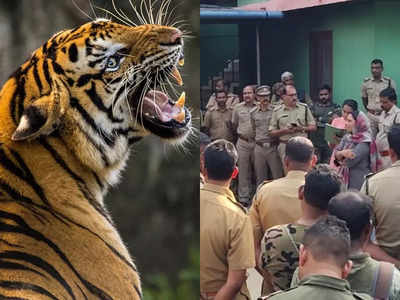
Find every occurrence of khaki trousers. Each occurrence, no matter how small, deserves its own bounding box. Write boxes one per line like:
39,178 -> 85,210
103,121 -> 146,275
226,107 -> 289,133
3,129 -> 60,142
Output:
254,144 -> 284,187
367,111 -> 380,139
236,138 -> 255,205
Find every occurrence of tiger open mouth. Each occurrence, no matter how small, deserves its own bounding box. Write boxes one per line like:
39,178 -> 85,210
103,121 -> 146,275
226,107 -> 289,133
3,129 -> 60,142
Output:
131,59 -> 191,139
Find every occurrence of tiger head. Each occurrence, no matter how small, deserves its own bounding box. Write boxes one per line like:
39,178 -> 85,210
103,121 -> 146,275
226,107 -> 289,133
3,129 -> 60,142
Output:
0,19 -> 191,184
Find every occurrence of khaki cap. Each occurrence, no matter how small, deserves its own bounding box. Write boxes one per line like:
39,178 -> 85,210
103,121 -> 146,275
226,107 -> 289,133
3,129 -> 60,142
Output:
256,85 -> 271,96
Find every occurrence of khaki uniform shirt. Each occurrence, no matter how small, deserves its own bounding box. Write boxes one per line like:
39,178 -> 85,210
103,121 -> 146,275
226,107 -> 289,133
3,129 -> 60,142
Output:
249,170 -> 306,245
270,95 -> 283,108
376,105 -> 400,152
200,183 -> 255,298
264,275 -> 372,300
361,161 -> 400,260
261,223 -> 308,294
232,102 -> 257,139
206,92 -> 239,111
203,107 -> 234,142
291,253 -> 400,299
361,76 -> 397,111
269,103 -> 316,142
250,105 -> 274,143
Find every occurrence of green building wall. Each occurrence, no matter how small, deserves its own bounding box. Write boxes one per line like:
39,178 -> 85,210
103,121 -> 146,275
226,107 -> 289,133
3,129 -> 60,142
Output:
200,24 -> 239,85
237,0 -> 400,107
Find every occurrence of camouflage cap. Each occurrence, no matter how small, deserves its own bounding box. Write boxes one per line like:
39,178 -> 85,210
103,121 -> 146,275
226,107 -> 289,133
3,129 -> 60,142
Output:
256,85 -> 271,96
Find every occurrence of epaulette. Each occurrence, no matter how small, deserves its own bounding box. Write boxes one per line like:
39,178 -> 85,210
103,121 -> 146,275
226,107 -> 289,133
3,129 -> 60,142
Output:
273,104 -> 283,112
255,180 -> 273,195
364,77 -> 371,82
231,198 -> 248,214
250,106 -> 258,114
383,76 -> 391,81
297,102 -> 308,107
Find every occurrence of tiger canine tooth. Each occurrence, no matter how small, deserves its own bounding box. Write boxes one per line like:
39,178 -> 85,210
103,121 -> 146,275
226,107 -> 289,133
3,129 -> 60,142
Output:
178,59 -> 184,66
176,92 -> 185,108
174,110 -> 185,123
172,66 -> 183,86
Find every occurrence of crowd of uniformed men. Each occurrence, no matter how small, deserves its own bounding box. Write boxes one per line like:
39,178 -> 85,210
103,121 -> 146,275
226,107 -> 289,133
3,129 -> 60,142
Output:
200,58 -> 400,299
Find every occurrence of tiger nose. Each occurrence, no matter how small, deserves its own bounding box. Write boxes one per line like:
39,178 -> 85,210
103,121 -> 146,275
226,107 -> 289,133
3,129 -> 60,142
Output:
170,29 -> 183,45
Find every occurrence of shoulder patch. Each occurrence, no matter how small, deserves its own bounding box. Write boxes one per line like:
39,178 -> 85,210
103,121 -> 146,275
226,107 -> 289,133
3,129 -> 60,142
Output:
250,106 -> 258,114
273,104 -> 283,112
255,179 -> 273,195
297,102 -> 308,108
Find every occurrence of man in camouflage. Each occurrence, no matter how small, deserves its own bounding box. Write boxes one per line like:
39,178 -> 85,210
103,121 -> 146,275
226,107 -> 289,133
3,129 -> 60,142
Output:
259,216 -> 372,300
309,84 -> 341,163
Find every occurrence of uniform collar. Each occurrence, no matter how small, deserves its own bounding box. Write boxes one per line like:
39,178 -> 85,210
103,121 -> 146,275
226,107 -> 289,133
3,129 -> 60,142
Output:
299,275 -> 351,292
216,106 -> 228,112
372,75 -> 384,82
385,105 -> 398,116
283,103 -> 299,111
286,170 -> 307,179
202,183 -> 236,203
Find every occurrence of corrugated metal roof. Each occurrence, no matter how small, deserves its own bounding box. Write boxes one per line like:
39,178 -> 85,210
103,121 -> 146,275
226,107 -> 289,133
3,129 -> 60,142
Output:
238,0 -> 354,12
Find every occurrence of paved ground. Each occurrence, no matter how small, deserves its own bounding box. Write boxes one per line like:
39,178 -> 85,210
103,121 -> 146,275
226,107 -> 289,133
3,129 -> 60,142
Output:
247,268 -> 263,299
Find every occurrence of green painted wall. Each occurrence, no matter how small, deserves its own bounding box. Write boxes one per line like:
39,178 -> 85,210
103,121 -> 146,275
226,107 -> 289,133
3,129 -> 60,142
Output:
374,1 -> 400,91
200,24 -> 239,85
244,1 -> 376,107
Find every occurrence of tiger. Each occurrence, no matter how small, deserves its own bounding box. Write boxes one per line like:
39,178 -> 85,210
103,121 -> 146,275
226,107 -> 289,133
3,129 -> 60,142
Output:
0,14 -> 191,300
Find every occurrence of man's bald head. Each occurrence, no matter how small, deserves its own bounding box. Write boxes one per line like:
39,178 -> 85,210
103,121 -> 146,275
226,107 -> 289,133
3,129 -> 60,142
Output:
286,137 -> 314,163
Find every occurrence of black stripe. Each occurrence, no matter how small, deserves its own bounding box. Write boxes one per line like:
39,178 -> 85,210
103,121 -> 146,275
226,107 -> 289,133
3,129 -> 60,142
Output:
9,87 -> 18,124
88,56 -> 106,68
75,282 -> 88,300
76,72 -> 103,87
41,41 -> 48,54
52,61 -> 65,75
86,83 -> 123,123
0,238 -> 23,248
0,251 -> 75,300
42,59 -> 51,86
16,77 -> 26,123
70,97 -> 115,147
8,149 -> 51,207
39,139 -> 113,225
32,62 -> 43,92
92,172 -> 104,190
99,33 -> 105,40
134,285 -> 143,300
0,211 -> 113,300
0,259 -> 47,279
68,43 -> 79,63
0,281 -> 58,300
74,123 -> 110,167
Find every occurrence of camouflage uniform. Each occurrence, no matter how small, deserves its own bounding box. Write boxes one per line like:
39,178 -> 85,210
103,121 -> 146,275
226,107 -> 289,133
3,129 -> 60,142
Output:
260,223 -> 308,295
309,101 -> 341,163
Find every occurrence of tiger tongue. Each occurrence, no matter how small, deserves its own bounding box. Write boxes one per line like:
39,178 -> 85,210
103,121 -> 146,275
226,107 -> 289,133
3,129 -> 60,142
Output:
143,90 -> 185,123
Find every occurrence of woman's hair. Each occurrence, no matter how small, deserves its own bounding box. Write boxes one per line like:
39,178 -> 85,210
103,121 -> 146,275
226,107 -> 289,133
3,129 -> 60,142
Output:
343,99 -> 359,119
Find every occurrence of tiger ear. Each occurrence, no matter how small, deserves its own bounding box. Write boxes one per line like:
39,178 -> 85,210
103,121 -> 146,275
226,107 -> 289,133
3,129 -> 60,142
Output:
12,79 -> 69,141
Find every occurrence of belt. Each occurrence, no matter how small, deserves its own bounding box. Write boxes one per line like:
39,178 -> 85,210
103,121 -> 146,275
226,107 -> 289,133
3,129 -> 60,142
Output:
255,141 -> 272,148
200,292 -> 217,299
380,150 -> 390,157
368,109 -> 382,116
